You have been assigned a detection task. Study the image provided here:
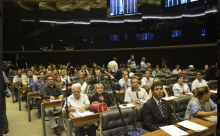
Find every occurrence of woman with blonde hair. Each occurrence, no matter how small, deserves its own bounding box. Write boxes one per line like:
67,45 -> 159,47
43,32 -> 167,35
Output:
90,84 -> 114,107
55,75 -> 66,89
148,78 -> 168,98
184,85 -> 217,120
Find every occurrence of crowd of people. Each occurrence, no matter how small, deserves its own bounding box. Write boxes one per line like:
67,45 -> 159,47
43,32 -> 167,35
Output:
2,55 -> 218,135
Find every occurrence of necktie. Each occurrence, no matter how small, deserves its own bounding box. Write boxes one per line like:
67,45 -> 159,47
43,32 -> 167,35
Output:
158,102 -> 164,118
84,84 -> 89,94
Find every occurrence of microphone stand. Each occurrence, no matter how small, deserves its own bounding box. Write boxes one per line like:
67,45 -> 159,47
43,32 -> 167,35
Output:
65,78 -> 69,119
108,75 -> 128,136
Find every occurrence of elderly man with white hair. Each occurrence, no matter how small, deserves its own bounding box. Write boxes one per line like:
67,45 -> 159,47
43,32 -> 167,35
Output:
62,83 -> 96,136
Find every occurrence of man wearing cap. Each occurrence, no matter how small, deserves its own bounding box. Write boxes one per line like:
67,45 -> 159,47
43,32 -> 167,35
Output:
186,65 -> 195,73
107,57 -> 118,74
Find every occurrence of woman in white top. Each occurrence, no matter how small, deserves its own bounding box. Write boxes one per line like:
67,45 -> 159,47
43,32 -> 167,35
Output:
173,74 -> 191,97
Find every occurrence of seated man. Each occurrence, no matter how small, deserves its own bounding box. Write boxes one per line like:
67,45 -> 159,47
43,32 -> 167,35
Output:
81,75 -> 95,99
160,66 -> 172,75
92,70 -> 103,84
181,69 -> 190,83
61,69 -> 71,83
100,73 -> 115,91
143,82 -> 177,132
13,69 -> 23,102
76,72 -> 86,85
192,71 -> 208,90
124,77 -> 149,103
141,70 -> 154,88
119,71 -> 131,91
45,71 -> 52,80
152,67 -> 160,77
32,71 -> 48,119
47,66 -> 53,74
62,83 -> 96,136
147,63 -> 153,71
186,65 -> 195,74
114,64 -> 129,81
42,75 -> 64,135
52,70 -> 58,78
136,65 -> 142,73
172,64 -> 181,74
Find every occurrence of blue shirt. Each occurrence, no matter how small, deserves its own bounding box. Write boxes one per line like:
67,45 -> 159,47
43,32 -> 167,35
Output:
183,75 -> 191,83
186,69 -> 194,73
47,70 -> 53,74
29,77 -> 34,85
140,61 -> 147,71
32,80 -> 48,92
152,71 -> 161,77
160,70 -> 172,74
127,59 -> 136,72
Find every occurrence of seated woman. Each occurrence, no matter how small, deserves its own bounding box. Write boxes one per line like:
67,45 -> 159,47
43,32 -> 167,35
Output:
90,83 -> 114,107
55,75 -> 66,89
184,85 -> 217,120
92,62 -> 101,74
173,74 -> 191,97
148,78 -> 168,98
107,67 -> 115,77
81,69 -> 88,78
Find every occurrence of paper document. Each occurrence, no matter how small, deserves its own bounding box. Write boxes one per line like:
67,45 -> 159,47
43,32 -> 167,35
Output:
204,116 -> 217,123
119,104 -> 135,108
160,125 -> 188,136
185,93 -> 193,95
74,110 -> 94,117
210,90 -> 217,94
162,96 -> 178,100
177,120 -> 208,132
163,86 -> 170,88
50,99 -> 62,101
62,89 -> 66,91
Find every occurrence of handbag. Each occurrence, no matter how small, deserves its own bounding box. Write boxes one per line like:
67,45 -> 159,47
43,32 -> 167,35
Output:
90,101 -> 107,112
119,128 -> 143,136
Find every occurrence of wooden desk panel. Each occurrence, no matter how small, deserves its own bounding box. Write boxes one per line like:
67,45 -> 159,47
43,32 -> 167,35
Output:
69,113 -> 100,127
116,90 -> 124,98
141,118 -> 215,136
43,100 -> 62,109
19,87 -> 30,91
28,92 -> 41,99
166,79 -> 170,84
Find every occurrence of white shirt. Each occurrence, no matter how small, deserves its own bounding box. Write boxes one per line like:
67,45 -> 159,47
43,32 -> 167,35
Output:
173,83 -> 190,96
81,82 -> 90,94
124,87 -> 149,102
62,94 -> 90,113
107,60 -> 118,73
191,79 -> 208,90
141,77 -> 154,86
172,69 -> 181,74
13,75 -> 23,83
129,72 -> 134,77
61,75 -> 71,83
119,78 -> 131,91
153,96 -> 162,106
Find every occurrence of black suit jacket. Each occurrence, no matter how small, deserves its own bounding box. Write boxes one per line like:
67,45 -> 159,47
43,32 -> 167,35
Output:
114,69 -> 129,81
143,97 -> 177,132
205,65 -> 217,81
90,92 -> 114,107
92,75 -> 104,84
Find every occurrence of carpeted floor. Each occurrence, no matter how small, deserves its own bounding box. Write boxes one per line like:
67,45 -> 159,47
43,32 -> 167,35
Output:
5,94 -> 101,136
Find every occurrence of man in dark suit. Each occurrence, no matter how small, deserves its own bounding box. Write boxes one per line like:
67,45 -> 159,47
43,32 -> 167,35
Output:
205,62 -> 217,81
143,82 -> 177,132
92,70 -> 104,84
81,75 -> 95,99
114,64 -> 129,81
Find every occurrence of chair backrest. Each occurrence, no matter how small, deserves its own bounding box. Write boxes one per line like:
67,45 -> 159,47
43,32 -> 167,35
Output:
173,96 -> 191,122
101,108 -> 135,136
145,87 -> 151,94
210,92 -> 216,103
186,73 -> 193,76
160,79 -> 166,85
134,73 -> 143,77
201,70 -> 206,75
138,80 -> 141,85
190,76 -> 196,82
134,104 -> 145,129
208,80 -> 217,90
66,86 -> 72,97
113,82 -> 120,90
169,84 -> 174,96
187,82 -> 192,91
170,74 -> 178,79
170,78 -> 177,84
155,74 -> 166,80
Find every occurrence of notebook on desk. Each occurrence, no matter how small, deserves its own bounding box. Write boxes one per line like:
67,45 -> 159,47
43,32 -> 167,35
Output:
177,120 -> 208,132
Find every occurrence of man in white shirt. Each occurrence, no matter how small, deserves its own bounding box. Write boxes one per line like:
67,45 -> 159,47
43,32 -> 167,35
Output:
81,75 -> 95,99
141,70 -> 154,88
107,57 -> 118,73
172,64 -> 181,74
61,70 -> 71,83
62,83 -> 96,136
13,69 -> 23,102
119,71 -> 131,91
191,71 -> 208,90
124,77 -> 149,103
